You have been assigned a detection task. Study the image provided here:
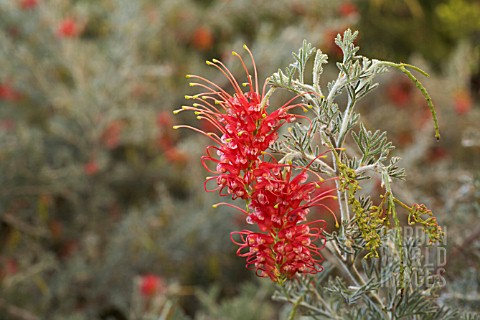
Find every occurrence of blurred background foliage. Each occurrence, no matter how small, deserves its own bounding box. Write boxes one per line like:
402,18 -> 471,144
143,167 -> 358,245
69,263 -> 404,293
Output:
0,0 -> 479,319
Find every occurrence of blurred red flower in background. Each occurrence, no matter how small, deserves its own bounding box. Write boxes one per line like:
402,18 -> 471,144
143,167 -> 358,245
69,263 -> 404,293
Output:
0,83 -> 21,101
19,0 -> 38,10
165,147 -> 188,165
387,77 -> 413,108
84,160 -> 99,176
156,111 -> 187,165
57,18 -> 80,38
139,274 -> 165,297
0,258 -> 18,280
0,119 -> 16,132
101,120 -> 124,149
339,2 -> 358,17
191,26 -> 214,51
157,111 -> 174,128
454,90 -> 472,115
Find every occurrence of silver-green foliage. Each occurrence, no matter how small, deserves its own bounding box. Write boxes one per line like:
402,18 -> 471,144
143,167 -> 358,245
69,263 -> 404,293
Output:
267,30 -> 464,319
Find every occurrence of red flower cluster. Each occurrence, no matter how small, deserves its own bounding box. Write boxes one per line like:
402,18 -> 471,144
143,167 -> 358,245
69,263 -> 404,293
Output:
200,90 -> 298,200
177,51 -> 301,200
175,46 -> 333,283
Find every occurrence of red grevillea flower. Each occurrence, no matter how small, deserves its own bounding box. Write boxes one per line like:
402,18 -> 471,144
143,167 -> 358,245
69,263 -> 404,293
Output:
174,46 -> 334,283
174,46 -> 304,200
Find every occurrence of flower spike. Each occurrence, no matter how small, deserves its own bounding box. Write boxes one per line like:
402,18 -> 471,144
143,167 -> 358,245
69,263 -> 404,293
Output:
176,46 -> 334,283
